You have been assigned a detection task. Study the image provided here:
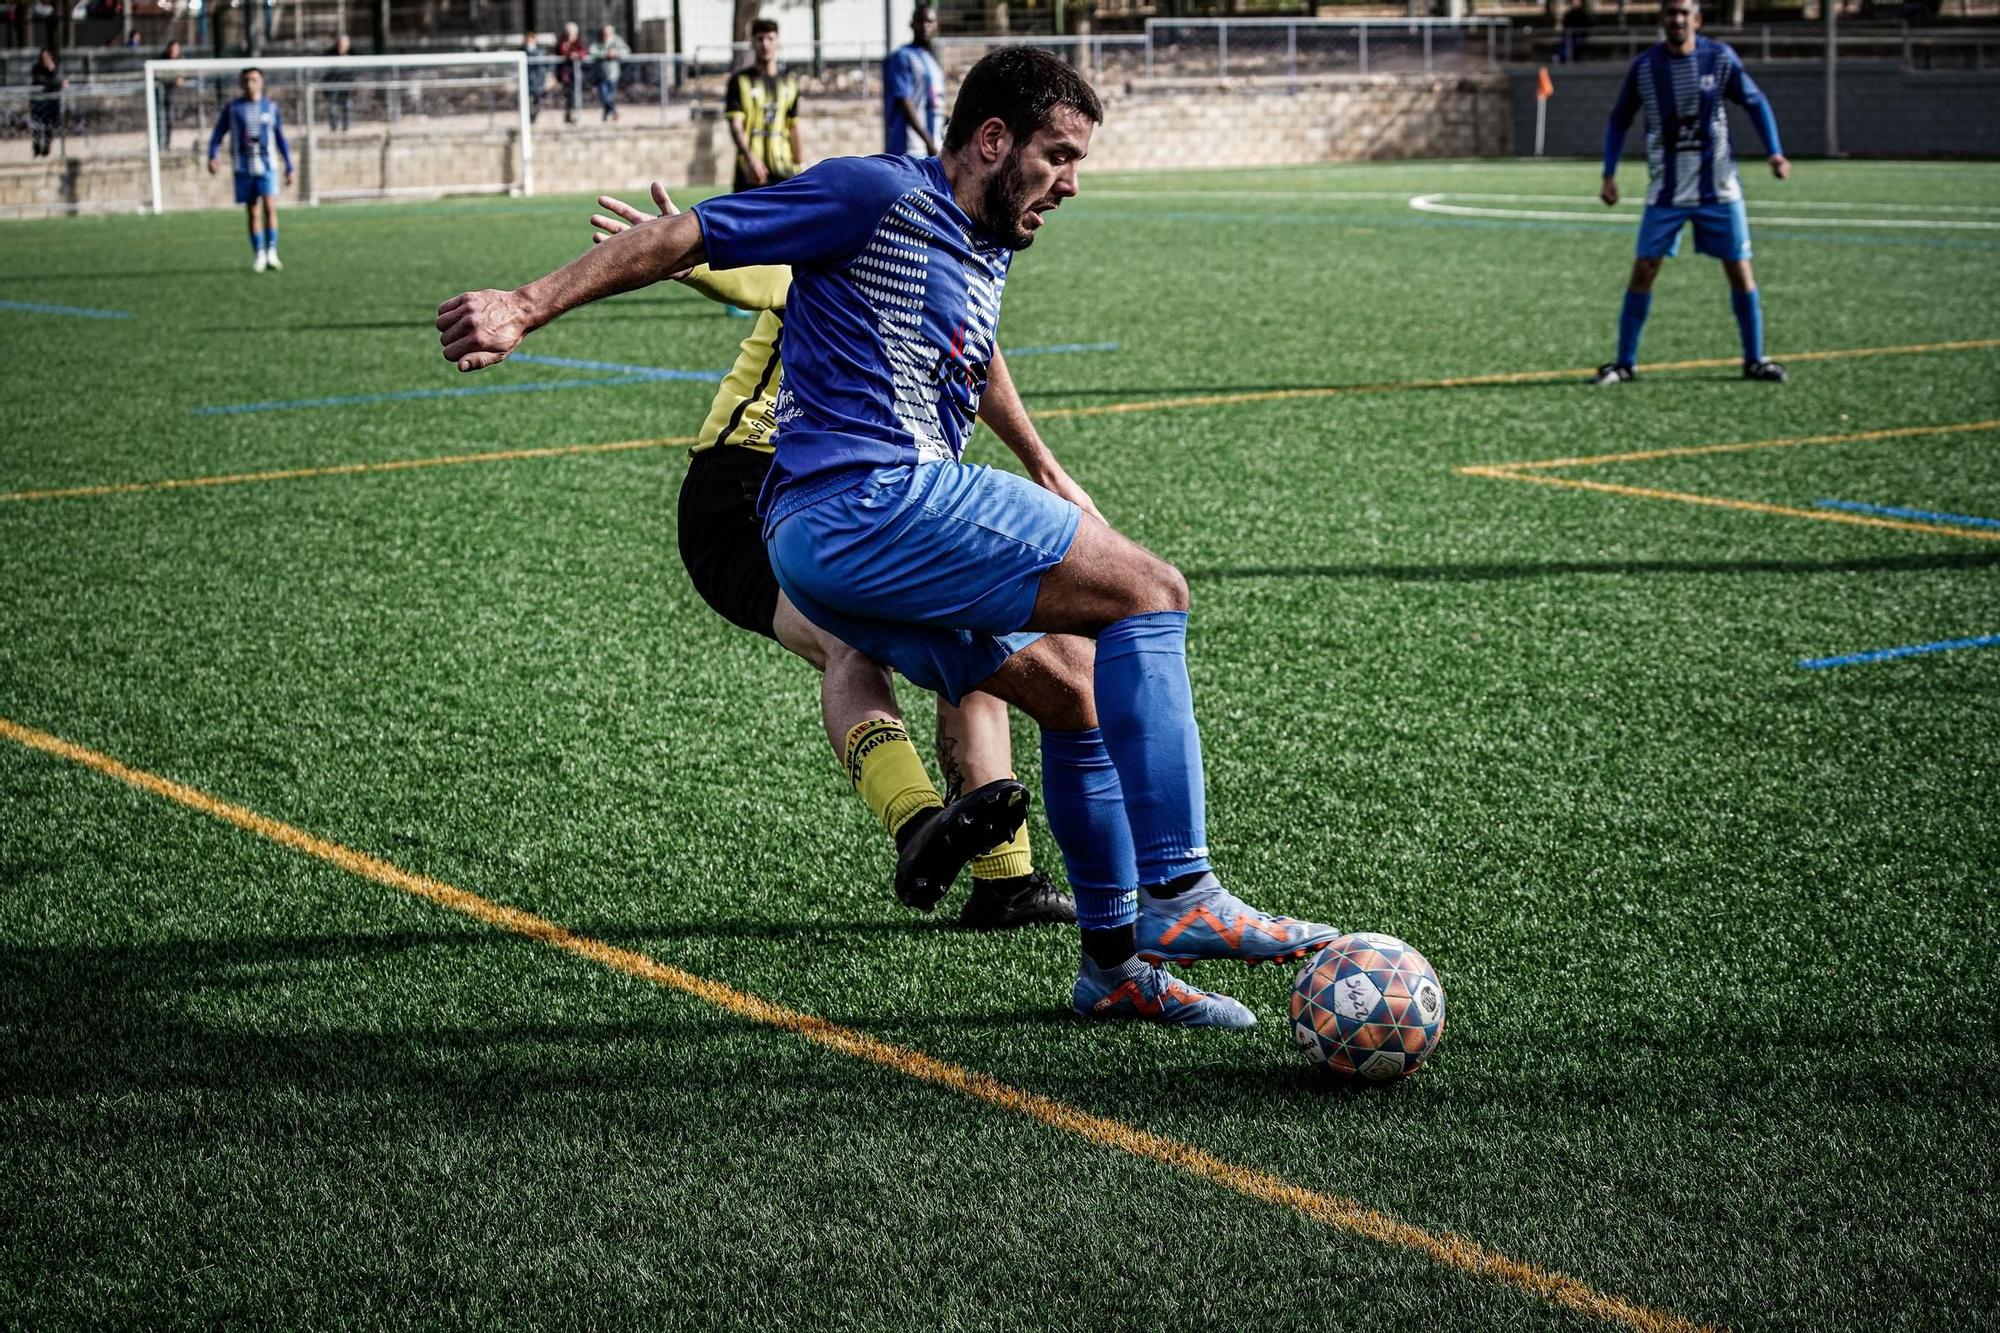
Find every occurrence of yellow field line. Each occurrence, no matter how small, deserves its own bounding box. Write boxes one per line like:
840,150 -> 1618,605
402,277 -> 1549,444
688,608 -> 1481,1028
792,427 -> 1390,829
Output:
1459,419 -> 2000,543
1457,466 -> 2000,544
1480,418 -> 2000,472
0,711 -> 1717,1333
4,337 -> 1994,506
1032,338 -> 2000,424
0,434 -> 697,503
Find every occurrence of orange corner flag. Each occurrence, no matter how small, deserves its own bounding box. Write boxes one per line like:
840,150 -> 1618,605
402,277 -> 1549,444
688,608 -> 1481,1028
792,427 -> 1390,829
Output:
1536,67 -> 1555,100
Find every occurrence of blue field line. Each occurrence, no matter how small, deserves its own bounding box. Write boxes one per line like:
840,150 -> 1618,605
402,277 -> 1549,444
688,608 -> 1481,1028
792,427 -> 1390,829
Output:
509,352 -> 722,379
192,358 -> 726,416
1002,340 -> 1120,357
191,373 -> 679,416
1798,633 -> 2000,670
1814,498 -> 2000,530
1,298 -> 136,319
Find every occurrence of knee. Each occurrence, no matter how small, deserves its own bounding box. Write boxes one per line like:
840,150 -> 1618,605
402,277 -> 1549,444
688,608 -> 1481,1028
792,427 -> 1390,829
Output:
1130,553 -> 1189,616
1629,261 -> 1662,293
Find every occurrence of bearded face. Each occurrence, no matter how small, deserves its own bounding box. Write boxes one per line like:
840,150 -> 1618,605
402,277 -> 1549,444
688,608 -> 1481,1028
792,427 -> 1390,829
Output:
976,148 -> 1039,250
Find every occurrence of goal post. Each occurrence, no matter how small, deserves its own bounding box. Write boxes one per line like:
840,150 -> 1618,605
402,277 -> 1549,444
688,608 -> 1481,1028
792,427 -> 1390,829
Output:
143,51 -> 533,215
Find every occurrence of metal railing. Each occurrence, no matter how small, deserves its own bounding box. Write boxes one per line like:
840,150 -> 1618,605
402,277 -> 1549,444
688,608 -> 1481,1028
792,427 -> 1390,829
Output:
1141,17 -> 1514,80
1522,22 -> 2000,67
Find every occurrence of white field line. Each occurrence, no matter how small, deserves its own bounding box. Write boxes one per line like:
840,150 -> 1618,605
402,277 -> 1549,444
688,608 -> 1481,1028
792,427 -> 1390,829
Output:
1408,193 -> 2000,230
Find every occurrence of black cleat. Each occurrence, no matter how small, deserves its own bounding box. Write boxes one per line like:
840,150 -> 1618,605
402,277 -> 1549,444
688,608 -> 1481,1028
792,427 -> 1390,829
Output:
959,870 -> 1077,931
894,779 -> 1030,912
1591,362 -> 1636,387
1744,358 -> 1789,383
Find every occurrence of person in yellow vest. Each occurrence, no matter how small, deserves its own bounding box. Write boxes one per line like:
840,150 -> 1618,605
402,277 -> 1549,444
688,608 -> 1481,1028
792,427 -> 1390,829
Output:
589,183 -> 1093,930
725,19 -> 803,193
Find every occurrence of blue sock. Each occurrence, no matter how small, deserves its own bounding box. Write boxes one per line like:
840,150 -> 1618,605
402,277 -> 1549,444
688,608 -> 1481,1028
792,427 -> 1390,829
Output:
1094,611 -> 1212,888
248,229 -> 262,253
1731,288 -> 1763,364
1040,728 -> 1137,931
1617,289 -> 1652,368
263,227 -> 278,251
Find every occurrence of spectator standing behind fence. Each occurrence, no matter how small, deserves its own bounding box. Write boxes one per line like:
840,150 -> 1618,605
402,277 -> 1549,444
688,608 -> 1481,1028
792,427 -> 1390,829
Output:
156,39 -> 186,150
208,67 -> 293,274
555,23 -> 587,124
883,5 -> 943,155
522,33 -> 552,123
726,19 -> 802,191
323,33 -> 356,133
29,47 -> 65,159
592,24 -> 629,122
1557,1 -> 1595,63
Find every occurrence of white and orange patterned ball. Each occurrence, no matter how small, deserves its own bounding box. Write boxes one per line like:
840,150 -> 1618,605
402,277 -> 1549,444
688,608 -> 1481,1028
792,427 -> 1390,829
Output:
1290,932 -> 1445,1083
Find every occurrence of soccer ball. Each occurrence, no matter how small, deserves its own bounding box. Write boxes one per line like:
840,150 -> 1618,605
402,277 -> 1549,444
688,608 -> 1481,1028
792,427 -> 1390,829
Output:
1290,932 -> 1445,1084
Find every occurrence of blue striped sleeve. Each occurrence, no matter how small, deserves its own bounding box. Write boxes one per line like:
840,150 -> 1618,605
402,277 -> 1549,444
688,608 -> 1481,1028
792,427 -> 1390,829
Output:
270,102 -> 292,171
1603,57 -> 1643,177
1724,54 -> 1783,158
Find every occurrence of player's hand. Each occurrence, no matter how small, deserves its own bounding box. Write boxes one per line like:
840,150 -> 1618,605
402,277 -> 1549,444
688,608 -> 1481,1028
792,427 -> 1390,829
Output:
436,289 -> 534,373
1600,176 -> 1619,207
284,169 -> 294,187
749,159 -> 769,186
1031,459 -> 1104,525
206,158 -> 217,175
591,181 -> 695,280
1770,154 -> 1790,180
590,180 -> 676,242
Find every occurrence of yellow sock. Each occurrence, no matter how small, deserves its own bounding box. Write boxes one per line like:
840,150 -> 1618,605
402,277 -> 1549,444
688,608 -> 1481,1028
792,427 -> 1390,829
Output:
844,718 -> 942,838
968,823 -> 1033,882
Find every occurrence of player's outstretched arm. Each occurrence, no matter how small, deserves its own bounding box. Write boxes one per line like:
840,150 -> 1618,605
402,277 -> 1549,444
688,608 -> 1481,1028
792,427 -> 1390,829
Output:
590,183 -> 789,311
978,347 -> 1103,523
436,209 -> 706,371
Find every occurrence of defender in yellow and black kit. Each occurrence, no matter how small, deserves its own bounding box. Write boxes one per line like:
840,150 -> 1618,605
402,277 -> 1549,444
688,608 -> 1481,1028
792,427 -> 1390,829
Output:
639,218 -> 1077,930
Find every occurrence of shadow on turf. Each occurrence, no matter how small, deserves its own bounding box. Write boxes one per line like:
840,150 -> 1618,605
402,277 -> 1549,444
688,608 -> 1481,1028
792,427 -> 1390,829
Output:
1186,552 -> 2000,584
10,934 -> 1995,1110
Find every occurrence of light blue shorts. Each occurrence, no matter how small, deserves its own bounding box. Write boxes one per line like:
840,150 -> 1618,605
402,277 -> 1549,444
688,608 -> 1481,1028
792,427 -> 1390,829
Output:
766,461 -> 1082,705
1637,199 -> 1752,261
234,168 -> 280,204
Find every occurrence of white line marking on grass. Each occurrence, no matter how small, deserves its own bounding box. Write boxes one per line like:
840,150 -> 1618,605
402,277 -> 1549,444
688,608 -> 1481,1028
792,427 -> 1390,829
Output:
1408,194 -> 2000,230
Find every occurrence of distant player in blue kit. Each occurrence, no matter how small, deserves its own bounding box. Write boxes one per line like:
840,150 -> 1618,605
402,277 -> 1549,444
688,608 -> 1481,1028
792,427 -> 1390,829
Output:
1593,0 -> 1790,386
438,48 -> 1338,1029
208,67 -> 293,273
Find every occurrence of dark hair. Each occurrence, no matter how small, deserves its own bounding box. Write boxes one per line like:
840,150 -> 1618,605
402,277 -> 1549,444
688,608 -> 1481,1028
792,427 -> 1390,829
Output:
749,17 -> 779,36
241,66 -> 264,79
943,47 -> 1102,155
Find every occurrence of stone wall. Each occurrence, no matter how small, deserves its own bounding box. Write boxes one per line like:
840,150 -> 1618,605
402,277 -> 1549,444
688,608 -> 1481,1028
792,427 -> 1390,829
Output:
0,76 -> 1511,217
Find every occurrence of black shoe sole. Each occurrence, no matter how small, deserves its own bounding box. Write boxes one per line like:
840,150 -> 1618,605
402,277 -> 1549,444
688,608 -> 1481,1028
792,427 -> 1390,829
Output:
894,779 -> 1030,912
959,888 -> 1077,931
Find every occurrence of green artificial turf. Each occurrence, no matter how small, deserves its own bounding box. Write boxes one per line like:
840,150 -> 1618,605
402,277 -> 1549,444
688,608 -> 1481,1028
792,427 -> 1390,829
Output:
2,159 -> 1997,1331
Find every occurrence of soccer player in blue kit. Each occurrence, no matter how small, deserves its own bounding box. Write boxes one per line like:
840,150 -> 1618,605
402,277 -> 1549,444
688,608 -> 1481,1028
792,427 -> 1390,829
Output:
437,48 -> 1337,1029
1593,0 -> 1791,386
207,67 -> 293,273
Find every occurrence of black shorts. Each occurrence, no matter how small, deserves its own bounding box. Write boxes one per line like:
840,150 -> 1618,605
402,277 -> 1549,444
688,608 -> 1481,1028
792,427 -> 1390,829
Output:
678,446 -> 780,640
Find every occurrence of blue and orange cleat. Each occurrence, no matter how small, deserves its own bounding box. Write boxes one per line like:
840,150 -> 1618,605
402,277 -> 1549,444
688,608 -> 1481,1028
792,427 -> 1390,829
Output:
1072,955 -> 1256,1028
1136,874 -> 1338,967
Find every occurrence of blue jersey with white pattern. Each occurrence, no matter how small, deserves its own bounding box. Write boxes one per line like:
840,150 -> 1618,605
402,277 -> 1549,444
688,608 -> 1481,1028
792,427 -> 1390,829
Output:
208,96 -> 291,176
1604,37 -> 1781,207
692,154 -> 1013,523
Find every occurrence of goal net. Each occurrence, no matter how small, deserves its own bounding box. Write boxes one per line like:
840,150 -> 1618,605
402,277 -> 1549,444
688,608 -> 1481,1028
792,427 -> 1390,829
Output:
141,51 -> 533,215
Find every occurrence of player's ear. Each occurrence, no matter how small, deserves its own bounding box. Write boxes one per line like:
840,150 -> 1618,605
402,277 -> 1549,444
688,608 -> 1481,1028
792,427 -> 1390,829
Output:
975,116 -> 1011,164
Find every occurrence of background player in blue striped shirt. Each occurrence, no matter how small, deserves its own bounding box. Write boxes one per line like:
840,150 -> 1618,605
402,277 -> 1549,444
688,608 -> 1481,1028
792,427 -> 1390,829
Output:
207,68 -> 293,273
1593,0 -> 1790,386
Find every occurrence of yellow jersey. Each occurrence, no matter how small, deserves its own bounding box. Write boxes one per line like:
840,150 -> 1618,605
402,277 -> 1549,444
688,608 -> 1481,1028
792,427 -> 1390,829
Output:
681,263 -> 792,455
724,68 -> 802,187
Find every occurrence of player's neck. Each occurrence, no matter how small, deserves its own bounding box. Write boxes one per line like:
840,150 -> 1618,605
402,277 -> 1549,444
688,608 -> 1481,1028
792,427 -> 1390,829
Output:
756,58 -> 776,76
1666,34 -> 1697,55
